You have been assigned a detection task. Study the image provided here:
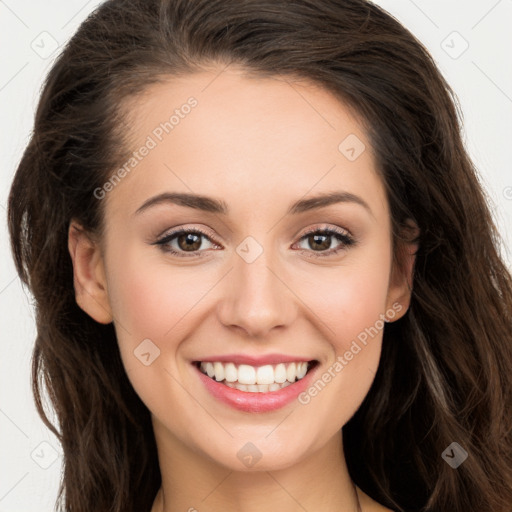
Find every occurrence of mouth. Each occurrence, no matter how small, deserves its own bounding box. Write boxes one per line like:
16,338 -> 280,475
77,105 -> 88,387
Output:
194,360 -> 318,393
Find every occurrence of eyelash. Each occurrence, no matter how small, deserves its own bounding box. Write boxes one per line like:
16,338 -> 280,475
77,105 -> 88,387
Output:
153,225 -> 356,259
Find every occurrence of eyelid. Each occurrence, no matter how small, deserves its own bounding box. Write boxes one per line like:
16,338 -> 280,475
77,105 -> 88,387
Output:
154,224 -> 216,241
298,224 -> 351,239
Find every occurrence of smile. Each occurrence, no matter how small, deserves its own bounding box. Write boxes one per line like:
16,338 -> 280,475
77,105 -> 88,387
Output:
197,361 -> 312,393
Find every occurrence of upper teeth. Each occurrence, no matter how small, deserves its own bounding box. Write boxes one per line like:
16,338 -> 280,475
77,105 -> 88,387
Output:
199,361 -> 309,385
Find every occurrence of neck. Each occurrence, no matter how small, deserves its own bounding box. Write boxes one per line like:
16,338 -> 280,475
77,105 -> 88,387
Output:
150,419 -> 361,512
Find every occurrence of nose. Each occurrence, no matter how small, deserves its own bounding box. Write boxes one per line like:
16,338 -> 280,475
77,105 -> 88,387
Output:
216,242 -> 298,339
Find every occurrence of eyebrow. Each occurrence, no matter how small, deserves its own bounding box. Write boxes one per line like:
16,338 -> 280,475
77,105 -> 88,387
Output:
134,191 -> 373,217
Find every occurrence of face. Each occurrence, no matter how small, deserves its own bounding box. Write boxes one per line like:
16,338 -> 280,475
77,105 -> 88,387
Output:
70,66 -> 416,473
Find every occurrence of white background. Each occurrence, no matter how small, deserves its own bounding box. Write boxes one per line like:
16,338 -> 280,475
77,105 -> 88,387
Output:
1,1 -> 511,510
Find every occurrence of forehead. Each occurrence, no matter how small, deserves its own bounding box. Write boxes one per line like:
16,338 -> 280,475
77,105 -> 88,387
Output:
105,66 -> 388,221
123,66 -> 366,149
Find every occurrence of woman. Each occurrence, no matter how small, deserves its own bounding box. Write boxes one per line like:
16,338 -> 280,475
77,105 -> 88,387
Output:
7,0 -> 512,511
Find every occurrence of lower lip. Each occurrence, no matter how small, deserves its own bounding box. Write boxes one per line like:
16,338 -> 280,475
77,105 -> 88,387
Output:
194,362 -> 318,413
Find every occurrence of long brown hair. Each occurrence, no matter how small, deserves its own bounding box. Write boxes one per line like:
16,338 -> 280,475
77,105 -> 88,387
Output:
7,0 -> 512,511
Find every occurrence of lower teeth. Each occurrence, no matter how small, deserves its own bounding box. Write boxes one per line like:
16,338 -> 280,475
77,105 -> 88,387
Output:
220,380 -> 293,392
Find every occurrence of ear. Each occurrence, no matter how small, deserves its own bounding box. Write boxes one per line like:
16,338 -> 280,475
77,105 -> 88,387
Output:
68,221 -> 113,324
385,218 -> 419,322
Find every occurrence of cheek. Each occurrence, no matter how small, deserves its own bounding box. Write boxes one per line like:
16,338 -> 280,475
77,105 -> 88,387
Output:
104,255 -> 194,417
302,254 -> 392,352
104,251 -> 222,401
293,248 -> 391,417
105,250 -> 215,340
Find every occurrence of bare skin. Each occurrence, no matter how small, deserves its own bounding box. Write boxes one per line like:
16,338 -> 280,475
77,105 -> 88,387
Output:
68,65 -> 415,512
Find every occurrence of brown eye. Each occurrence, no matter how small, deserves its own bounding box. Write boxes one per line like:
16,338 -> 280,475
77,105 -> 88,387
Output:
154,228 -> 219,257
305,233 -> 333,251
176,232 -> 203,252
294,227 -> 356,258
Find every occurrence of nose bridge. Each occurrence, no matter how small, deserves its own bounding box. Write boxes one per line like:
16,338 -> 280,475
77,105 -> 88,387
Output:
217,233 -> 296,337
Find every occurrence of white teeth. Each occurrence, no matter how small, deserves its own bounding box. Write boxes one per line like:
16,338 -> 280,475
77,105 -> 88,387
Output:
224,362 -> 237,382
274,363 -> 287,383
205,362 -> 215,378
286,362 -> 296,383
198,360 -> 312,391
297,362 -> 308,379
224,381 -> 293,392
238,364 -> 256,385
213,362 -> 224,381
256,365 -> 275,385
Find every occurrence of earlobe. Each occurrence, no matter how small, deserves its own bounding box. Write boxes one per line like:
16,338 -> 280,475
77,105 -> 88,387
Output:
385,219 -> 420,322
68,221 -> 113,324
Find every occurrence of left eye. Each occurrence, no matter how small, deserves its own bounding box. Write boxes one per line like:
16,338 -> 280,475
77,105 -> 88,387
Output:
154,226 -> 356,258
154,229 -> 217,257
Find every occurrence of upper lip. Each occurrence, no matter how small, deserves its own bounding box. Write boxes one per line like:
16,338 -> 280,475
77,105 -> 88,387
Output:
193,354 -> 315,366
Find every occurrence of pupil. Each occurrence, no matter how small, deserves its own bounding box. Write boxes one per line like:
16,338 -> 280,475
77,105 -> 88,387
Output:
311,234 -> 330,251
179,233 -> 201,251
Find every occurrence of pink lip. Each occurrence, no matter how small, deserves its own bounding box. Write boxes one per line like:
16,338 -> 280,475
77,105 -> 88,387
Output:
195,353 -> 312,366
193,360 -> 319,413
